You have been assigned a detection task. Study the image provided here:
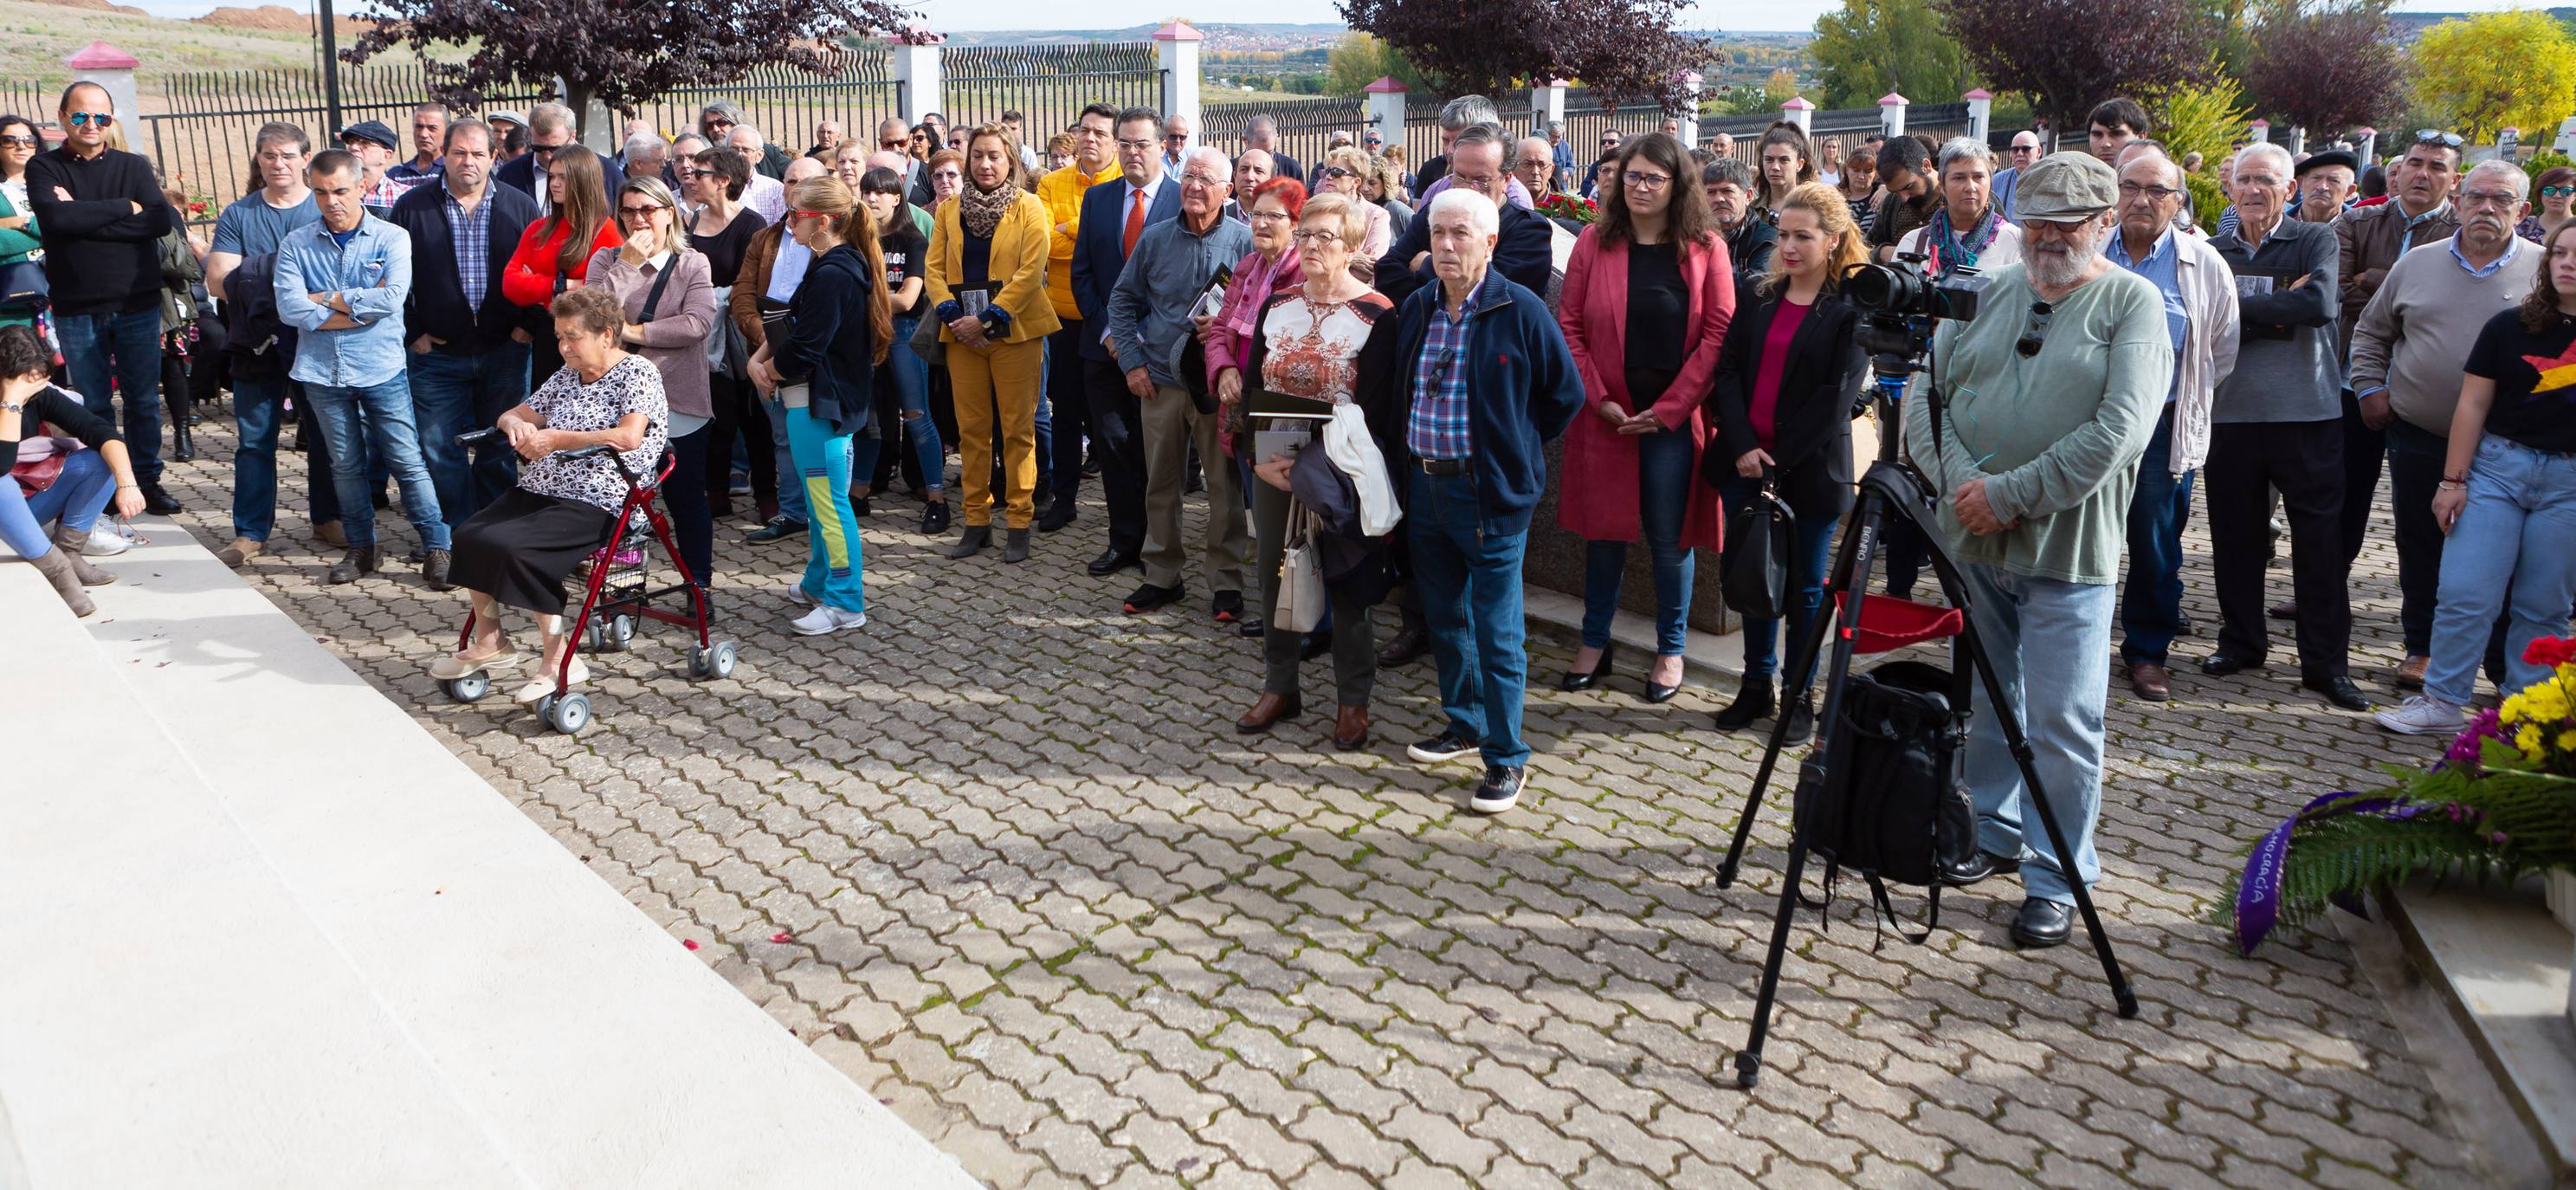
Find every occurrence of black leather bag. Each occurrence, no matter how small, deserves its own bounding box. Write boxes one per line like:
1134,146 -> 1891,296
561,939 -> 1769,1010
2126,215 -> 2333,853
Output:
1804,660 -> 1977,906
1721,479 -> 1795,622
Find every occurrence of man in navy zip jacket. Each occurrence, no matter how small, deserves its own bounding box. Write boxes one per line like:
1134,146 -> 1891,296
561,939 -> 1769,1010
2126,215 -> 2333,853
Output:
390,119 -> 541,527
1390,188 -> 1583,816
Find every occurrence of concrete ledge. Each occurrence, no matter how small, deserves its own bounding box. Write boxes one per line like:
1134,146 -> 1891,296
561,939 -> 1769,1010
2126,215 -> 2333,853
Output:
1523,586 -> 1748,689
0,527 -> 978,1189
2385,879 -> 2576,1185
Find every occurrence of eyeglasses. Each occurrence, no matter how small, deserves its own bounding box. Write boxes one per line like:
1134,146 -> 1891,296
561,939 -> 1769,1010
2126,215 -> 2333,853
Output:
2545,186 -> 2576,198
705,118 -> 736,130
2117,181 -> 2181,202
618,204 -> 665,217
879,138 -> 907,149
1451,172 -> 1501,190
533,142 -> 564,158
1247,209 -> 1291,223
1290,229 -> 1343,245
2414,129 -> 2463,148
1622,171 -> 1672,191
1179,171 -> 1227,187
0,135 -> 33,146
2016,301 -> 2053,358
66,112 -> 113,129
1163,133 -> 1190,143
1115,138 -> 1157,152
1320,166 -> 1356,180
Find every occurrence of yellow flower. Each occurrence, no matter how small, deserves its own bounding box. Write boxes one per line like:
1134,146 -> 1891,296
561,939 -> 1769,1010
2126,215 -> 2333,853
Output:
2558,729 -> 2576,752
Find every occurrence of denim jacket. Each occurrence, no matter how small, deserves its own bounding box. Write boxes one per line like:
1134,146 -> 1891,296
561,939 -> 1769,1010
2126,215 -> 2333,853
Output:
274,214 -> 413,389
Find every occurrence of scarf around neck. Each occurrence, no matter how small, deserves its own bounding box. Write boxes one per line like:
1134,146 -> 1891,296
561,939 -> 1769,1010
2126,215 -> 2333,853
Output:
1927,205 -> 2003,277
958,178 -> 1019,239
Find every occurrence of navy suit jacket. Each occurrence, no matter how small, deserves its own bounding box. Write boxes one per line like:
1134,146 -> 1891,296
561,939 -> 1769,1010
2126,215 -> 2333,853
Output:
389,181 -> 543,353
494,152 -> 625,210
1372,200 -> 1554,307
1070,177 -> 1181,360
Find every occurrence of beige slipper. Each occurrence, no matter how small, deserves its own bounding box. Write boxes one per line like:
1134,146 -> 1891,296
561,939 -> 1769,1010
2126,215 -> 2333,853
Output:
513,657 -> 590,703
430,646 -> 524,680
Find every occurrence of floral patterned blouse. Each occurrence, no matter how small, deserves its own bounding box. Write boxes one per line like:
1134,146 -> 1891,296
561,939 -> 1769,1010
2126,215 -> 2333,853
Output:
1258,291 -> 1395,405
520,353 -> 669,513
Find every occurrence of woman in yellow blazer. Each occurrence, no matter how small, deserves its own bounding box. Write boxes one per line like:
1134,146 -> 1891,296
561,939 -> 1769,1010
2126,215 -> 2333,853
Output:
926,123 -> 1062,563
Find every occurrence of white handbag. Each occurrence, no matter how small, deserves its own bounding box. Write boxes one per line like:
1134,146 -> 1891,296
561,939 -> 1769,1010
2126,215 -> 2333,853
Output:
1274,501 -> 1328,634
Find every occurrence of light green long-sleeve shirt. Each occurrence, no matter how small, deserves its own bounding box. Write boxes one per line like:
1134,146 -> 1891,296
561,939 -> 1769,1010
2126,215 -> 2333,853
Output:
1904,263 -> 2172,586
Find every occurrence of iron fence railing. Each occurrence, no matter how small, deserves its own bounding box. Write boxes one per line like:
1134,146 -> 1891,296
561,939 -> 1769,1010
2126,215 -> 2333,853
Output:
939,43 -> 1161,153
144,65 -> 554,214
1202,95 -> 1366,180
641,48 -> 901,154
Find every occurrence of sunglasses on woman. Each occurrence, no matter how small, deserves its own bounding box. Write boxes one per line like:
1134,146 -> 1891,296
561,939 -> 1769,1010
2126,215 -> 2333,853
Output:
2545,186 -> 2575,198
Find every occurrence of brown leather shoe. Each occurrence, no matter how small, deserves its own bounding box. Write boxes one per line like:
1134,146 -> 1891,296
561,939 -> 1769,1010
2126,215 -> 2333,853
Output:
315,519 -> 348,548
2128,662 -> 2172,702
1236,693 -> 1301,734
1333,704 -> 1370,750
2396,654 -> 2429,690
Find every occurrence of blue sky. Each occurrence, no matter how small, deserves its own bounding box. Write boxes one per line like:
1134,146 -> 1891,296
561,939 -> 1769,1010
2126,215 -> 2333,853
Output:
139,0 -> 2553,36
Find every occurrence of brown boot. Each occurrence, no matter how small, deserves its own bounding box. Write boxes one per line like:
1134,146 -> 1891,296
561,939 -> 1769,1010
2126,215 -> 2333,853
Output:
1333,704 -> 1371,751
48,527 -> 116,585
316,520 -> 348,547
216,537 -> 266,568
28,548 -> 95,617
1235,692 -> 1301,734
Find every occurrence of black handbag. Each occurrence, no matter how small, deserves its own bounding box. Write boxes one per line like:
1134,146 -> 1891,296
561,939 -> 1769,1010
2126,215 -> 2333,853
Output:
1801,660 -> 1978,941
1721,478 -> 1794,622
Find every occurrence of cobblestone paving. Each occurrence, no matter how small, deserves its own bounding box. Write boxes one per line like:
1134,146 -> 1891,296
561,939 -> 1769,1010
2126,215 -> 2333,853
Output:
157,410 -> 2489,1188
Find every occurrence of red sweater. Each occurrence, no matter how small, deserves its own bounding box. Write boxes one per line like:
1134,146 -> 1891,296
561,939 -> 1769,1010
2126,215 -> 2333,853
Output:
501,217 -> 623,307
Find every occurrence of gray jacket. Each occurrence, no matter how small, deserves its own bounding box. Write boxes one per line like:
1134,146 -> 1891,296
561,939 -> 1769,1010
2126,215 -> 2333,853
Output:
1104,212 -> 1252,386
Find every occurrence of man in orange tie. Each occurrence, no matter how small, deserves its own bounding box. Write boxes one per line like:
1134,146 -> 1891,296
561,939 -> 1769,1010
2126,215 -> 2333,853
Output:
1071,107 -> 1180,576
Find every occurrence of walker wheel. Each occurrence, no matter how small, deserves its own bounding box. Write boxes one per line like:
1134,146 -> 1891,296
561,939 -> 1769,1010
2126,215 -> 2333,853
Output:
442,673 -> 491,703
610,614 -> 636,648
709,640 -> 737,680
688,645 -> 712,677
547,692 -> 592,734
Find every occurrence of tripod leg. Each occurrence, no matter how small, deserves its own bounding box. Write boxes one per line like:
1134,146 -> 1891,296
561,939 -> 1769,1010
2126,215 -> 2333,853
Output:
1734,831 -> 1813,1090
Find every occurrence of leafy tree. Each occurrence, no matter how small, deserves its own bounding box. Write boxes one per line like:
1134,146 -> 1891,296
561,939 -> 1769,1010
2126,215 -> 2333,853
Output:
2240,0 -> 2406,139
1934,0 -> 2219,133
1337,0 -> 1718,111
2145,65 -> 2252,168
343,0 -> 920,133
2409,10 -> 2576,144
1808,0 -> 1973,111
1324,32 -> 1431,95
1764,67 -> 1798,106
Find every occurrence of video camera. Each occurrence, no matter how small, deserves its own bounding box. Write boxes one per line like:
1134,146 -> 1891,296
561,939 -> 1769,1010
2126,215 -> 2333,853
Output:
1843,252 -> 1988,361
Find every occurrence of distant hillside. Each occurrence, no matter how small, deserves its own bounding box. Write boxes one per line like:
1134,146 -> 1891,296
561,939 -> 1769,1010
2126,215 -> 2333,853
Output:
2389,8 -> 2576,40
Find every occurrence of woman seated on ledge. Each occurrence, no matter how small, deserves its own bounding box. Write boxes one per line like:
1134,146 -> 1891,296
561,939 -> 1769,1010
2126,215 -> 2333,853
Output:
0,323 -> 144,618
436,287 -> 668,702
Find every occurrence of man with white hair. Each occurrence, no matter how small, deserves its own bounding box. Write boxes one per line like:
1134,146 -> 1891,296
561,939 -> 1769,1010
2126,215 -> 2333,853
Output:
1906,151 -> 2172,948
1417,94 -> 1501,188
1511,134 -> 1557,197
1160,112 -> 1194,176
808,119 -> 843,160
1101,146 -> 1253,618
2356,159 -> 2540,716
622,133 -> 669,189
493,101 -> 623,211
1393,186 -> 1582,815
2105,146 -> 2239,702
727,126 -> 789,223
2202,141 -> 2364,711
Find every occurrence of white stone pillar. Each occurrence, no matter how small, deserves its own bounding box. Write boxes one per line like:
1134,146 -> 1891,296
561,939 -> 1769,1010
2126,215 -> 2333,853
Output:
1779,96 -> 1813,135
1366,76 -> 1408,152
2498,126 -> 2521,163
66,41 -> 139,135
1537,79 -> 1568,137
1880,92 -> 1908,139
1154,21 -> 1201,130
1964,88 -> 1992,143
889,32 -> 943,127
2356,127 -> 2379,165
2286,126 -> 2306,156
2250,117 -> 2270,146
1676,73 -> 1703,148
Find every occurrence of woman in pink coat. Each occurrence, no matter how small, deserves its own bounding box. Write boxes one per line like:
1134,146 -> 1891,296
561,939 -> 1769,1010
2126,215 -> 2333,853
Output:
1553,133 -> 1735,703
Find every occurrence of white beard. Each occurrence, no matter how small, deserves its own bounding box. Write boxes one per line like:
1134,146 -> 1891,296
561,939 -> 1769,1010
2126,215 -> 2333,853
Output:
2026,241 -> 2099,289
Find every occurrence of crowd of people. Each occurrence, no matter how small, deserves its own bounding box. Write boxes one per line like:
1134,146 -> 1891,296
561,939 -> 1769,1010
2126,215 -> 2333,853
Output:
6,77 -> 2573,943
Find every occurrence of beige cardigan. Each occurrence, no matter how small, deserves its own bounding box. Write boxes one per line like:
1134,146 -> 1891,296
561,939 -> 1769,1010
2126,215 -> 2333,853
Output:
2095,224 -> 2240,475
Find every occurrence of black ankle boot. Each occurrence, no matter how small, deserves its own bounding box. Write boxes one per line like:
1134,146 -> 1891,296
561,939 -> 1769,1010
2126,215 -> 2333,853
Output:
1712,681 -> 1775,730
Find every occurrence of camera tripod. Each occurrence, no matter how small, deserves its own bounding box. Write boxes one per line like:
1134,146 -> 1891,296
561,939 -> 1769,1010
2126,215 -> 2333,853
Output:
1713,364 -> 2139,1090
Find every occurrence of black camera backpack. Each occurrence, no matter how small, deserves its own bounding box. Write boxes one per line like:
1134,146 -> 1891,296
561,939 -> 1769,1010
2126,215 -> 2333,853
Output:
1798,658 -> 1978,942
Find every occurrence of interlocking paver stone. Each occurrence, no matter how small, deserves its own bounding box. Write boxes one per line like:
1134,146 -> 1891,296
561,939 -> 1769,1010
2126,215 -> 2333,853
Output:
152,413 -> 2499,1187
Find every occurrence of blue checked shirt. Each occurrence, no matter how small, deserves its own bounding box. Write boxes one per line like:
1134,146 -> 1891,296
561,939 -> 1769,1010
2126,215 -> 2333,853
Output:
444,186 -> 494,311
1405,282 -> 1481,460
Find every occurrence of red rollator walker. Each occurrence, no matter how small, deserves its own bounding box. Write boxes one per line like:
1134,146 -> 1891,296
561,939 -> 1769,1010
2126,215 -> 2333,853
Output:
439,427 -> 738,734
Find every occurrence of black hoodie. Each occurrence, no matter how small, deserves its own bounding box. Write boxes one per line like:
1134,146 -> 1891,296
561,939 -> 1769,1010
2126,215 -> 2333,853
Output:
779,243 -> 878,438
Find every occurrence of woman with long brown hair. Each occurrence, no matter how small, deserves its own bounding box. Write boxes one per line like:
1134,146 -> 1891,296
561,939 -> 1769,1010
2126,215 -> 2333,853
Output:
1705,181 -> 1870,743
1553,131 -> 1735,704
924,122 -> 1059,563
746,176 -> 891,636
1753,124 -> 1816,223
503,144 -> 622,381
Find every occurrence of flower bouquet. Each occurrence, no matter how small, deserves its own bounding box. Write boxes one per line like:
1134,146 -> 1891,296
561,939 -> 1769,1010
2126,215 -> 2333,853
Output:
1536,191 -> 1598,226
2227,637 -> 2576,954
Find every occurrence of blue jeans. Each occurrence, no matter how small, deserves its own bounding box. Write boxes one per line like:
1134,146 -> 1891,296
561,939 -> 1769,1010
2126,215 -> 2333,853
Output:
57,307 -> 163,484
889,316 -> 943,495
229,375 -> 345,540
1958,563 -> 2114,907
409,343 -> 531,527
2424,437 -> 2576,706
1720,475 -> 1838,689
763,393 -> 810,523
1031,335 -> 1054,492
784,404 -> 865,614
2119,408 -> 2195,667
0,446 -> 113,558
1410,469 -> 1533,768
305,375 -> 449,552
1579,429 -> 1696,655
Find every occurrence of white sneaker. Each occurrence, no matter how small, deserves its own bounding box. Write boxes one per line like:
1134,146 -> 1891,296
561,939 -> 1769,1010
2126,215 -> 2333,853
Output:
2375,694 -> 2464,736
85,523 -> 132,557
784,579 -> 814,606
790,605 -> 867,636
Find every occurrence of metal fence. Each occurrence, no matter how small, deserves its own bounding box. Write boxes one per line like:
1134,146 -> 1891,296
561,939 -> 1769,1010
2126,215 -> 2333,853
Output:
142,65 -> 553,213
638,48 -> 901,152
1202,95 -> 1366,178
0,81 -> 59,127
1556,87 -> 1675,159
939,43 -> 1161,150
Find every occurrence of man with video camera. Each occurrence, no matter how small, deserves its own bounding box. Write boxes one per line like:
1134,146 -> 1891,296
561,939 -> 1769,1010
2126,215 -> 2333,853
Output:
1901,152 -> 2173,948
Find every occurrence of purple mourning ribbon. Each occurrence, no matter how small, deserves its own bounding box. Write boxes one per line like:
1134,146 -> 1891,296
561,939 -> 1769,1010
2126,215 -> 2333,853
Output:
2234,790 -> 2418,956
